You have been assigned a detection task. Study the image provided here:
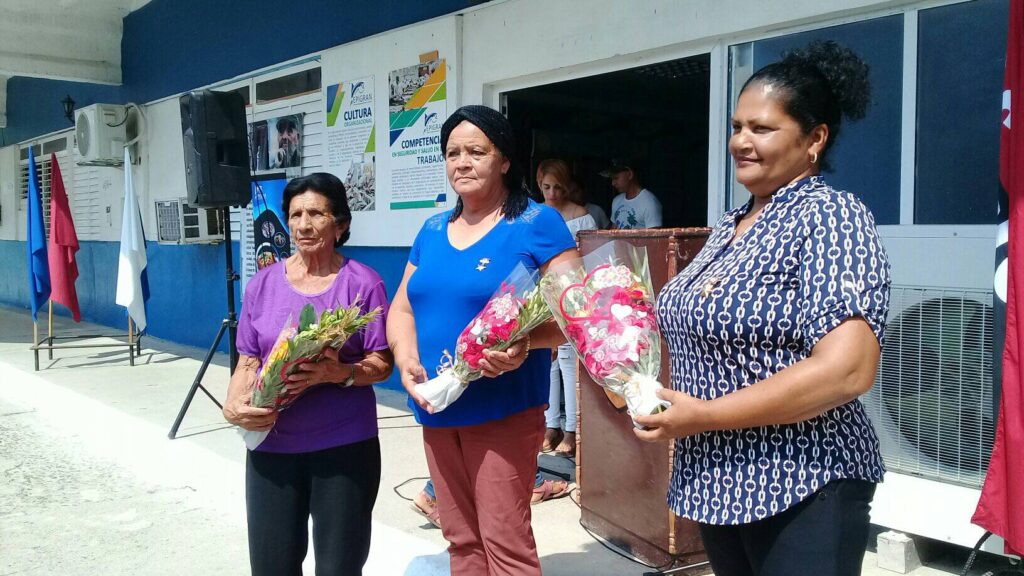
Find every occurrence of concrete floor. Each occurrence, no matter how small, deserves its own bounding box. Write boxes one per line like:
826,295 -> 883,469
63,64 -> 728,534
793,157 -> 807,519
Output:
0,305 -> 1014,575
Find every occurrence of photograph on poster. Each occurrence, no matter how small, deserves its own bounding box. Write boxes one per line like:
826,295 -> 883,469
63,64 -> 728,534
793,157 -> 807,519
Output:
251,173 -> 291,270
249,114 -> 305,171
270,115 -> 303,169
388,58 -> 447,210
345,160 -> 376,211
248,120 -> 269,171
389,60 -> 441,113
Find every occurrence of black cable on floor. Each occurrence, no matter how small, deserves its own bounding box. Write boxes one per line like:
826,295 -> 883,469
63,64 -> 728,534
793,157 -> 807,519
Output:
566,487 -> 698,574
392,476 -> 430,502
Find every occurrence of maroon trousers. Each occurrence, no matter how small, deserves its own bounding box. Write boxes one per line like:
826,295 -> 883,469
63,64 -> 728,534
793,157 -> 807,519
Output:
423,406 -> 545,576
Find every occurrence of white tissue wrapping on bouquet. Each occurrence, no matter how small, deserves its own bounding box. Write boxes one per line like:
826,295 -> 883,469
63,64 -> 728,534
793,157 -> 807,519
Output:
414,371 -> 468,413
240,428 -> 269,451
618,374 -> 671,425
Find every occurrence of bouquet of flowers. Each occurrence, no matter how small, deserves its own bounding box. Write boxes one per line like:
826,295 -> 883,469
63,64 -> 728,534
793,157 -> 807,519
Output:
414,262 -> 551,412
540,240 -> 669,427
242,302 -> 380,449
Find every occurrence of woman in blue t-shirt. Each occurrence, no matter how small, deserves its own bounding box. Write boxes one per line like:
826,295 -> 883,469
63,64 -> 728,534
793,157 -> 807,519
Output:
387,105 -> 576,576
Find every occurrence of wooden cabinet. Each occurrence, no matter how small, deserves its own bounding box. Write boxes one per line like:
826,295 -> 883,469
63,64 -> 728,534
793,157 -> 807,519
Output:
575,228 -> 711,570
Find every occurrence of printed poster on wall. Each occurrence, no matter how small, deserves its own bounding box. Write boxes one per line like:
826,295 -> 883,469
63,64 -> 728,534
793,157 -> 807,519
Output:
251,173 -> 291,270
388,58 -> 447,210
325,77 -> 377,211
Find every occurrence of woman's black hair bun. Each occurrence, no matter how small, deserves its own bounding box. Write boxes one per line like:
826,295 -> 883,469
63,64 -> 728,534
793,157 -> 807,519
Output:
783,39 -> 871,121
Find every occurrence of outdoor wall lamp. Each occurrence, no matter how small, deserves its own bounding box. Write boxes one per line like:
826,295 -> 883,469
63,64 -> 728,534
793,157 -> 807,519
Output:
61,95 -> 75,124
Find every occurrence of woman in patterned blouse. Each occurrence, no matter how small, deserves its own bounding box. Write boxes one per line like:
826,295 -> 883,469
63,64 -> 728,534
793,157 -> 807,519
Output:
634,41 -> 891,576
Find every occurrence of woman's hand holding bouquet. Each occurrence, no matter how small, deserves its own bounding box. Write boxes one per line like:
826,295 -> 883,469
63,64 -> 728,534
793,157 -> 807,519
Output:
414,263 -> 550,413
242,302 -> 379,449
540,240 -> 670,428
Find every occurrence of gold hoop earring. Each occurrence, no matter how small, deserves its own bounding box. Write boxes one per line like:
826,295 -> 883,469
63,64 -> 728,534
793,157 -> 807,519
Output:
810,152 -> 819,164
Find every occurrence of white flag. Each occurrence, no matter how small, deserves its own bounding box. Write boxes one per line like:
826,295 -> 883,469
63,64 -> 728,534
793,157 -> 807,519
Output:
115,147 -> 148,331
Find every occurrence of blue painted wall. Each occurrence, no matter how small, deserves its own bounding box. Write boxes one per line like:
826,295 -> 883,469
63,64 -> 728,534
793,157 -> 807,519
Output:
4,0 -> 483,144
1,238 -> 410,390
122,0 -> 483,105
337,246 -> 410,391
1,78 -> 122,147
0,239 -> 240,350
0,0 -> 463,394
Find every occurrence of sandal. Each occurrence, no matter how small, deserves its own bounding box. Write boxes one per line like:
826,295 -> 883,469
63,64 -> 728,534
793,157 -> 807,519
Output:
553,431 -> 576,458
541,428 -> 563,453
531,479 -> 570,505
411,490 -> 442,529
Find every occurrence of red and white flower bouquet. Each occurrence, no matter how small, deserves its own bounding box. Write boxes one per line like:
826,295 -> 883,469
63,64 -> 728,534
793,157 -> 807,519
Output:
540,240 -> 669,426
415,262 -> 551,412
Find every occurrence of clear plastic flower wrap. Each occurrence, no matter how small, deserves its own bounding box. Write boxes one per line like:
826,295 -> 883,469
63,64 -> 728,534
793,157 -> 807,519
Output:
414,262 -> 552,413
539,240 -> 669,427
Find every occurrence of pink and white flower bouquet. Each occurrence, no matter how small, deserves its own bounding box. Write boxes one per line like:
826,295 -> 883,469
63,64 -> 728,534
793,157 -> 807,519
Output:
415,262 -> 551,412
540,240 -> 669,426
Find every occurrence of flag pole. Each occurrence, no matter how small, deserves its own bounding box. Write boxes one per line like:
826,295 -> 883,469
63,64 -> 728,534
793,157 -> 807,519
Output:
128,317 -> 134,357
47,301 -> 54,360
33,319 -> 39,371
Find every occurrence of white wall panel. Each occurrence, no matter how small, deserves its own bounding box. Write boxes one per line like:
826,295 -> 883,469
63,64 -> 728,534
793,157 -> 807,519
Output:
461,0 -> 918,103
320,15 -> 460,247
143,98 -> 188,240
0,145 -> 17,240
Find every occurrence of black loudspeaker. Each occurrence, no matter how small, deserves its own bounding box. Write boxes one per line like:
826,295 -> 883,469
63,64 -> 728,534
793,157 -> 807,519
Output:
180,90 -> 251,208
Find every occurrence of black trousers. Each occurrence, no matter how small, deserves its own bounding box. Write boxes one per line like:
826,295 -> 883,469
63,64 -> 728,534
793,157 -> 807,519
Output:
698,479 -> 877,576
246,437 -> 381,576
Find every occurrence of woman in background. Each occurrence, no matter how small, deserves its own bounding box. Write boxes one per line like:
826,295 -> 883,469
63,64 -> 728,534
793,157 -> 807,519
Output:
536,159 -> 596,457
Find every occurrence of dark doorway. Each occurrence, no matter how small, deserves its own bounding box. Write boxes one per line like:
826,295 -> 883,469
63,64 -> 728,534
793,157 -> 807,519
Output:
503,53 -> 711,228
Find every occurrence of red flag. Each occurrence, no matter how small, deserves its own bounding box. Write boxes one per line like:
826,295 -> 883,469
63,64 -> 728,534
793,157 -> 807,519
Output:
973,0 -> 1024,556
46,154 -> 81,322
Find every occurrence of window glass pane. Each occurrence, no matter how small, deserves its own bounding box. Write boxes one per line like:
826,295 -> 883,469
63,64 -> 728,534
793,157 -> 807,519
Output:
223,86 -> 251,106
42,138 -> 67,155
729,15 -> 903,224
19,144 -> 41,161
255,68 -> 321,104
915,0 -> 1008,225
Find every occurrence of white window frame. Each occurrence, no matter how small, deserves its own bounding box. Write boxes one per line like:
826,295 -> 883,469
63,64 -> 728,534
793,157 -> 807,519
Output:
719,0 -> 998,240
18,132 -> 72,235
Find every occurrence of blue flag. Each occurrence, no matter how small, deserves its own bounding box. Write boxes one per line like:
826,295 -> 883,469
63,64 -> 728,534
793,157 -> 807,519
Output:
26,147 -> 50,320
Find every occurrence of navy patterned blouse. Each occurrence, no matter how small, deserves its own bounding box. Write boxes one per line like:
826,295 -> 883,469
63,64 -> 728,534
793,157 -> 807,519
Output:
656,176 -> 890,525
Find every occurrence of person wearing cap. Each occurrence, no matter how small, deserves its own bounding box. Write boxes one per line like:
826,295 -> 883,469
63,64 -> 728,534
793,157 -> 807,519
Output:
603,159 -> 663,229
387,105 -> 577,575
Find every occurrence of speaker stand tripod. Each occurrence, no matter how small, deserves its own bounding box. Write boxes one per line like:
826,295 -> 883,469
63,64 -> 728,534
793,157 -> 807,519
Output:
168,207 -> 238,439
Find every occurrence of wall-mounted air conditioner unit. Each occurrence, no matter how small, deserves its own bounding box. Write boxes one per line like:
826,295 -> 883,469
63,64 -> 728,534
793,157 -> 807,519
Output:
154,198 -> 224,244
75,104 -> 127,166
862,285 -> 1003,552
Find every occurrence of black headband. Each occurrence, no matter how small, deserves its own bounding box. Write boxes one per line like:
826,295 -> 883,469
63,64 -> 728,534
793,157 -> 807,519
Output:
440,105 -> 526,195
440,105 -> 515,158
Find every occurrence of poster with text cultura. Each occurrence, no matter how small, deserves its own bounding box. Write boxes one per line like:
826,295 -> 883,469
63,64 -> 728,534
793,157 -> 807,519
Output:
326,77 -> 377,211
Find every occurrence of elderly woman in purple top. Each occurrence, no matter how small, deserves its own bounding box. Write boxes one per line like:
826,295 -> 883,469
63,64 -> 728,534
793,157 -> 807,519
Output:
223,172 -> 393,576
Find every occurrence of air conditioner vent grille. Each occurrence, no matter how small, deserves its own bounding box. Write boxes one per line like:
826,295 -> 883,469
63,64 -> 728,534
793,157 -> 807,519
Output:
155,200 -> 181,243
863,286 -> 996,488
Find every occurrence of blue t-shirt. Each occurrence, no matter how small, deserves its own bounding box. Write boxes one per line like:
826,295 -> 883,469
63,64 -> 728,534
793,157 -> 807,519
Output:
407,200 -> 575,427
